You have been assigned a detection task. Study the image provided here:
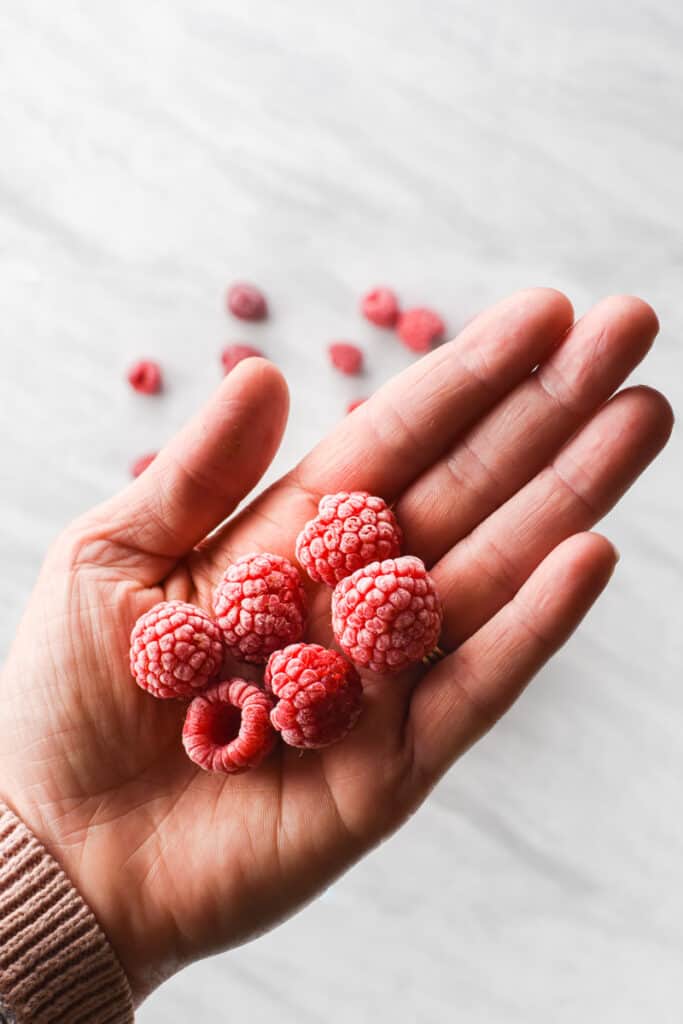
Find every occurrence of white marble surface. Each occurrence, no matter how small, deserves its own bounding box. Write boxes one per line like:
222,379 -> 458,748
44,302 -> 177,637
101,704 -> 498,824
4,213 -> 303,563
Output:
1,1 -> 682,1020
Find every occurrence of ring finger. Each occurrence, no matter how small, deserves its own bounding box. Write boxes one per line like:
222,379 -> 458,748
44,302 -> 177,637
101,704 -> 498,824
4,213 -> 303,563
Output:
432,384 -> 673,649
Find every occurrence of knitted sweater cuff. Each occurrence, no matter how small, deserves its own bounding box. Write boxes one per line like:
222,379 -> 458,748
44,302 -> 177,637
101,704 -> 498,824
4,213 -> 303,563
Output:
0,801 -> 134,1023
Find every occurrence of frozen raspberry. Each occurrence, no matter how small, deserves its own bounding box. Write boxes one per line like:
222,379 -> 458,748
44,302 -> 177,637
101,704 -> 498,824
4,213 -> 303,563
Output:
265,643 -> 362,749
329,342 -> 363,375
127,359 -> 162,394
213,552 -> 306,664
130,452 -> 158,478
361,286 -> 400,327
346,397 -> 367,414
331,556 -> 443,674
397,308 -> 445,353
130,600 -> 224,699
296,491 -> 402,587
226,282 -> 267,321
182,678 -> 277,773
221,343 -> 263,374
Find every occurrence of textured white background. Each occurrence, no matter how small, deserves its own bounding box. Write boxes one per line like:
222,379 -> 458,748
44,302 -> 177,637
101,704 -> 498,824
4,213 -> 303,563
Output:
1,1 -> 682,1021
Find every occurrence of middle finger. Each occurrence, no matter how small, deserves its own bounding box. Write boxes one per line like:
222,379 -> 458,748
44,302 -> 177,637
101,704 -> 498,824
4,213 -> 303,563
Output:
395,295 -> 658,566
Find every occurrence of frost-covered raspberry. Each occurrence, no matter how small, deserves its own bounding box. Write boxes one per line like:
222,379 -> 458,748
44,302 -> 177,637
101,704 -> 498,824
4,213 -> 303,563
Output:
130,451 -> 158,477
397,307 -> 445,353
265,643 -> 362,749
182,678 -> 277,774
127,359 -> 162,394
329,341 -> 363,375
296,491 -> 402,587
213,553 -> 307,664
221,343 -> 263,374
361,286 -> 400,327
331,556 -> 443,674
226,282 -> 268,321
130,600 -> 224,699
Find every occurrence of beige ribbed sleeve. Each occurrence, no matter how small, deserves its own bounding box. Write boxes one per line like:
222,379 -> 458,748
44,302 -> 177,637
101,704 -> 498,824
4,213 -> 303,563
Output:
0,801 -> 134,1023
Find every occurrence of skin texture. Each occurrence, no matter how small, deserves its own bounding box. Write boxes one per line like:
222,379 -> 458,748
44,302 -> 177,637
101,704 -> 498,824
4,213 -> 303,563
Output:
0,289 -> 673,1005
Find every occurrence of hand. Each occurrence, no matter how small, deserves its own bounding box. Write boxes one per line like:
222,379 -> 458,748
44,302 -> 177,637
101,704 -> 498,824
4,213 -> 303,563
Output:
0,290 -> 671,1004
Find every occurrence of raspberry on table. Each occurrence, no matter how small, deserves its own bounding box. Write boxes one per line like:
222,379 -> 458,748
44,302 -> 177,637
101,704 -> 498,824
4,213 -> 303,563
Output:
361,286 -> 400,327
127,359 -> 162,394
346,398 -> 367,414
130,452 -> 158,478
182,678 -> 277,774
226,282 -> 268,321
397,307 -> 445,353
296,491 -> 402,587
130,600 -> 224,699
213,552 -> 307,664
331,555 -> 443,674
221,343 -> 263,374
265,643 -> 362,749
329,341 -> 363,375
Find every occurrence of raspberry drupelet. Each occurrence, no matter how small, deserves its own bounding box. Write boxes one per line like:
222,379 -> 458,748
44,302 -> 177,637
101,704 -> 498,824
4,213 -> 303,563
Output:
182,678 -> 277,774
265,643 -> 363,749
296,491 -> 402,587
129,600 -> 224,699
213,552 -> 307,664
331,556 -> 443,674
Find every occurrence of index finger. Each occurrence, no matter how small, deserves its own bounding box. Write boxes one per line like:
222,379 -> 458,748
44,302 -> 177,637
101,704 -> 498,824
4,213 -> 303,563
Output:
196,289 -> 574,584
291,288 -> 573,503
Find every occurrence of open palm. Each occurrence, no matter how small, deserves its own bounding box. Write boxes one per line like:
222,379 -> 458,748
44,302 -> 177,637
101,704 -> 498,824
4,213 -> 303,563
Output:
0,289 -> 672,1005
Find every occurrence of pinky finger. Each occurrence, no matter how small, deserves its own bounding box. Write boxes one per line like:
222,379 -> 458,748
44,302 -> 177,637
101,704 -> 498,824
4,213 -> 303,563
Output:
408,532 -> 619,785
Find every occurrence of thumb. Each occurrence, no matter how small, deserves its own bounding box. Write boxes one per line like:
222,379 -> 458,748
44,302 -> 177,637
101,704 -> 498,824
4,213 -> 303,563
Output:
91,358 -> 289,573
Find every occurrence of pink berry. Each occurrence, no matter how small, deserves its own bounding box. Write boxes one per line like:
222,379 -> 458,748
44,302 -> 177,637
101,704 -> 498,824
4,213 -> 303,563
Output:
331,556 -> 443,674
346,398 -> 367,414
329,341 -> 363,375
213,552 -> 307,664
226,282 -> 267,321
131,452 -> 158,478
361,287 -> 400,327
129,600 -> 224,699
182,678 -> 277,774
296,491 -> 402,587
396,308 -> 445,353
265,643 -> 362,749
127,360 -> 162,394
221,343 -> 263,375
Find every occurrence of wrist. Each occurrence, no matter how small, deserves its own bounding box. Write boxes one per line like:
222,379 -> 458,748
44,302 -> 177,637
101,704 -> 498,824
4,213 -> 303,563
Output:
0,800 -> 135,1023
